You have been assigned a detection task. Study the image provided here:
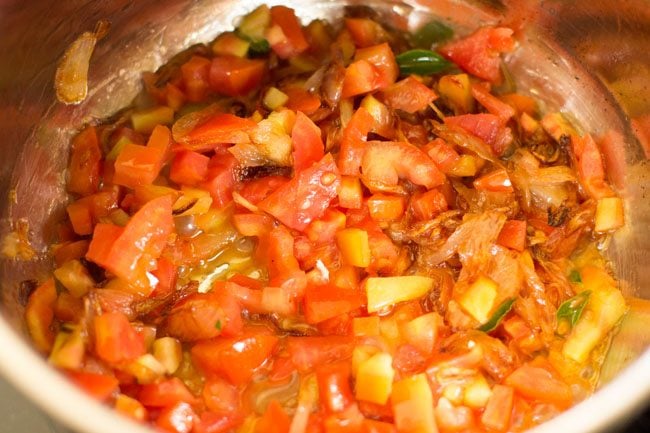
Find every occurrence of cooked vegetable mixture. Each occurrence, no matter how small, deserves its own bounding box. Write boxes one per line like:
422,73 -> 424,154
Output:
26,5 -> 628,433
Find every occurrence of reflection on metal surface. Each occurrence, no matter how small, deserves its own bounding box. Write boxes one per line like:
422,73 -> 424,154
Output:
0,1 -> 648,433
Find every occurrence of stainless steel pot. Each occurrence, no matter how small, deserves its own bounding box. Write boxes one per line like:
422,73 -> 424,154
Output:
0,1 -> 649,432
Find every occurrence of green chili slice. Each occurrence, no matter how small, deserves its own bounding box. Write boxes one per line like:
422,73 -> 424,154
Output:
412,20 -> 454,48
478,298 -> 516,333
396,49 -> 452,76
557,290 -> 591,329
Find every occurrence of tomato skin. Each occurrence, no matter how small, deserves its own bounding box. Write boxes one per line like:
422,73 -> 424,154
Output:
292,111 -> 325,172
473,168 -> 514,193
200,152 -> 238,208
258,153 -> 341,231
355,43 -> 398,90
287,336 -> 354,372
181,55 -> 212,102
571,133 -> 614,199
445,113 -> 512,155
439,26 -> 515,83
285,87 -> 322,115
303,284 -> 365,324
471,83 -> 515,122
497,220 -> 527,252
423,138 -> 460,174
255,400 -> 290,433
156,401 -> 197,433
94,311 -> 146,364
237,175 -> 289,205
316,363 -> 355,413
67,126 -> 102,196
202,377 -> 240,414
191,327 -> 279,385
67,371 -> 119,402
181,113 -> 255,151
170,150 -> 210,186
338,108 -> 374,176
87,195 -> 174,288
342,60 -> 381,99
209,56 -> 266,97
381,76 -> 437,113
139,377 -> 197,408
164,290 -> 243,342
409,189 -> 448,221
268,5 -> 309,59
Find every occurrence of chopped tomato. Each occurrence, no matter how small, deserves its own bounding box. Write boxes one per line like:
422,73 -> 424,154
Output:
237,175 -> 289,204
181,113 -> 255,151
504,365 -> 573,409
181,55 -> 212,102
25,279 -> 57,353
67,126 -> 101,196
445,113 -> 512,155
361,141 -> 445,189
409,189 -> 448,221
194,411 -> 242,433
303,283 -> 365,324
202,377 -> 240,413
381,76 -> 438,113
156,402 -> 197,433
266,225 -> 301,279
255,400 -> 290,433
439,26 -> 515,83
209,57 -> 266,97
473,168 -> 514,192
481,384 -> 514,431
292,111 -> 325,172
258,153 -> 341,231
151,256 -> 177,297
94,311 -> 146,364
355,43 -> 399,90
338,176 -> 363,209
86,195 -> 173,288
268,6 -> 309,59
367,194 -> 405,222
316,363 -> 355,413
285,87 -> 322,115
170,150 -> 210,186
67,371 -> 119,402
139,377 -> 197,407
201,152 -> 238,208
232,213 -> 274,237
287,336 -> 354,371
345,18 -> 386,48
113,125 -> 172,189
342,60 -> 381,99
497,220 -> 527,252
191,326 -> 279,385
423,138 -> 460,174
338,107 -> 375,176
471,83 -> 515,122
571,133 -> 614,199
305,208 -> 347,244
164,290 -> 243,341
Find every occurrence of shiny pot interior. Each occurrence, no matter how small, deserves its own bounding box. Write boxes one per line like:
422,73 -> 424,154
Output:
0,1 -> 649,432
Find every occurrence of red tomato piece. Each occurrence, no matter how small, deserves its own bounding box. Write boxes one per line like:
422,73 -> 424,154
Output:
227,273 -> 264,290
355,43 -> 399,90
164,290 -> 243,342
94,311 -> 146,364
481,384 -> 514,431
265,225 -> 302,280
571,133 -> 615,199
209,56 -> 266,97
232,213 -> 274,237
423,138 -> 460,174
471,83 -> 515,123
504,365 -> 573,409
338,107 -> 375,176
191,327 -> 279,385
181,55 -> 212,102
286,336 -> 354,372
202,377 -> 240,414
113,125 -> 172,189
285,87 -> 322,115
316,363 -> 355,413
381,76 -> 438,113
367,194 -> 406,222
345,18 -> 385,48
255,400 -> 291,433
170,150 -> 210,186
497,220 -> 527,252
439,26 -> 515,83
258,153 -> 341,231
181,113 -> 256,151
201,152 -> 238,208
361,141 -> 445,189
303,284 -> 365,324
67,371 -> 119,402
194,411 -> 242,433
445,113 -> 513,155
66,199 -> 94,236
473,168 -> 514,193
267,6 -> 309,59
87,195 -> 174,288
363,420 -> 397,433
304,208 -> 346,244
410,189 -> 448,221
341,60 -> 381,99
292,111 -> 325,172
67,126 -> 101,196
156,402 -> 197,433
237,175 -> 289,205
139,377 -> 197,408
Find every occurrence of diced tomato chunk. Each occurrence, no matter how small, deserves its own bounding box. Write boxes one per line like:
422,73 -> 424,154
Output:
345,18 -> 385,48
194,411 -> 242,433
423,138 -> 460,174
156,402 -> 197,433
367,194 -> 405,222
267,6 -> 309,59
571,133 -> 615,199
410,189 -> 448,221
209,56 -> 266,97
139,377 -> 197,407
181,113 -> 255,151
473,168 -> 514,193
232,213 -> 274,237
67,371 -> 119,402
471,83 -> 515,122
292,111 -> 325,172
181,55 -> 212,102
381,76 -> 438,113
497,220 -> 527,252
25,279 -> 57,353
170,150 -> 210,186
338,108 -> 374,176
258,154 -> 341,231
445,113 -> 512,155
304,284 -> 365,324
481,384 -> 514,431
201,153 -> 238,208
114,125 -> 172,189
285,87 -> 322,115
316,363 -> 355,413
94,311 -> 146,364
342,60 -> 381,99
440,26 -> 515,83
355,43 -> 398,90
504,365 -> 573,409
256,400 -> 291,433
67,126 -> 102,196
287,336 -> 354,372
237,175 -> 289,205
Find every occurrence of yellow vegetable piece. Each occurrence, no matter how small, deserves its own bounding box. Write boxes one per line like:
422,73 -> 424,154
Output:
458,275 -> 498,324
438,74 -> 474,114
352,345 -> 380,377
464,374 -> 492,409
263,87 -> 289,110
49,328 -> 85,369
594,197 -> 624,232
126,354 -> 166,385
391,373 -> 437,433
448,154 -> 480,177
365,276 -> 435,313
356,352 -> 395,405
153,337 -> 183,375
131,106 -> 175,134
336,228 -> 371,267
353,316 -> 380,336
53,259 -> 95,298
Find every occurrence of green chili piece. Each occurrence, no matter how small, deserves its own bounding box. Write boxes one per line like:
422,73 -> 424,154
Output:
568,269 -> 582,283
478,298 -> 516,333
396,49 -> 452,76
412,20 -> 454,48
557,290 -> 591,328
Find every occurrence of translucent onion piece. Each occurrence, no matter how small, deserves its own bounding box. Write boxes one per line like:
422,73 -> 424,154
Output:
55,20 -> 109,105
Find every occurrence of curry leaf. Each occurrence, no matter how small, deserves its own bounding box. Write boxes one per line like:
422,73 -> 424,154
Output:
412,20 -> 454,48
396,49 -> 452,76
215,320 -> 222,331
478,298 -> 516,333
557,290 -> 591,328
568,269 -> 582,284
